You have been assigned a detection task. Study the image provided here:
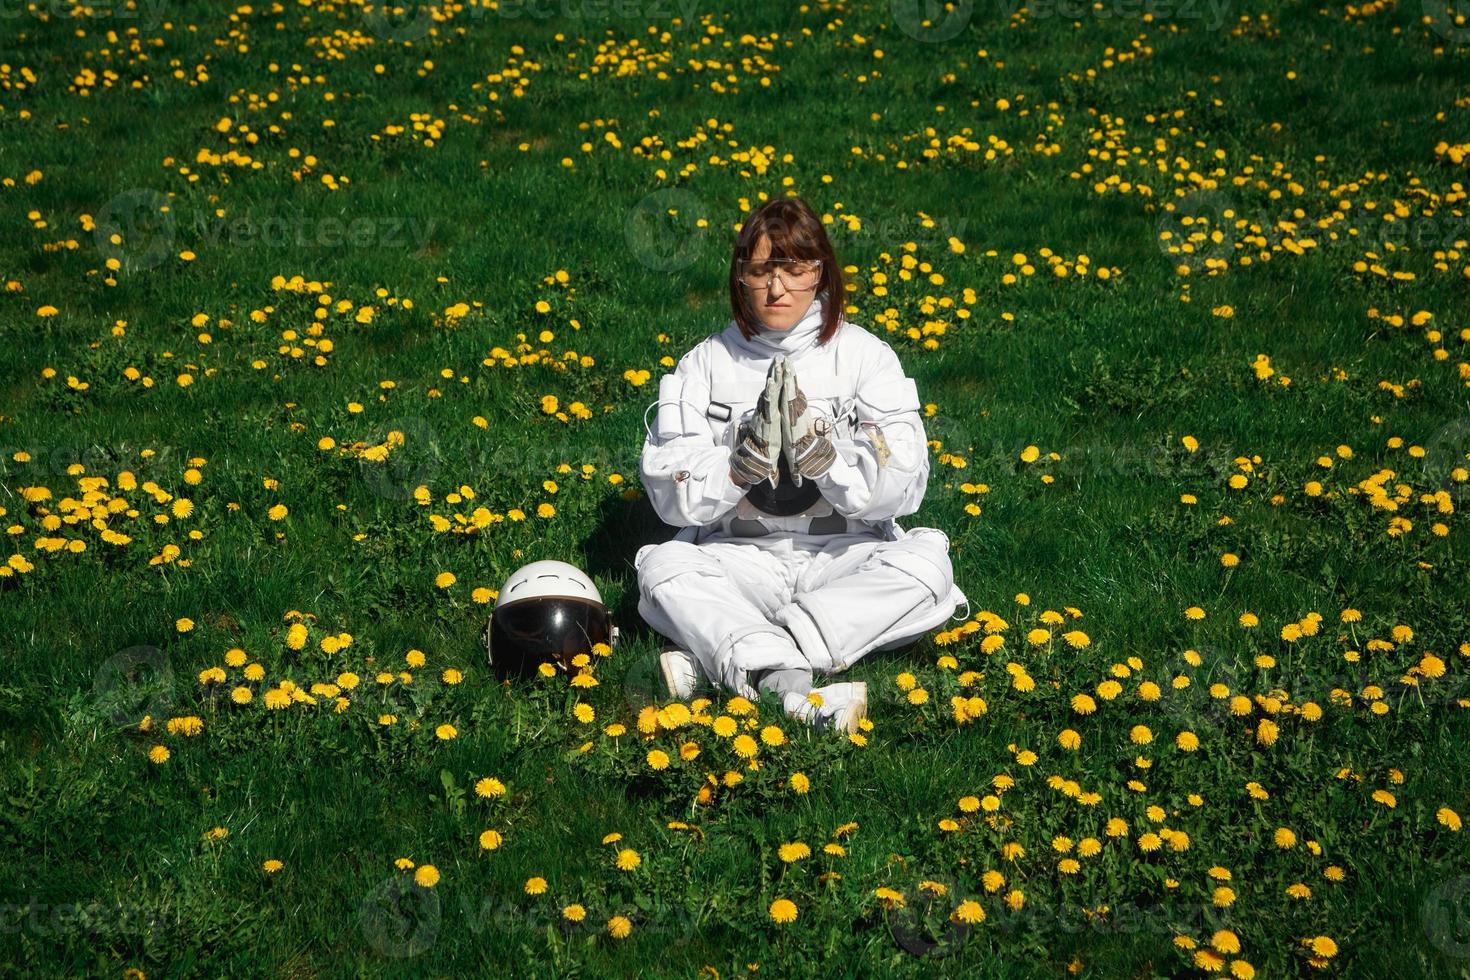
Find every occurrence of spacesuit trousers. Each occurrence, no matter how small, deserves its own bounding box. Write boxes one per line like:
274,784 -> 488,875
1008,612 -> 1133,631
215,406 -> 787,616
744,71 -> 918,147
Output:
634,526 -> 959,696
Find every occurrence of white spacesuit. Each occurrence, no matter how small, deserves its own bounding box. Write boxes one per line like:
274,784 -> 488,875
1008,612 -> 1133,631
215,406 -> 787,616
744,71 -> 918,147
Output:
634,291 -> 970,717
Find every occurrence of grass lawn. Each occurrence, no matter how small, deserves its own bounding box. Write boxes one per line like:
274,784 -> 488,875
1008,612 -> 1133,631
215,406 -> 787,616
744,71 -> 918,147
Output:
3,0 -> 1470,975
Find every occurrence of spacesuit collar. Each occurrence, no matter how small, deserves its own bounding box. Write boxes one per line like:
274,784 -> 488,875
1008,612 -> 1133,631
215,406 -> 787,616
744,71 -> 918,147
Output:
728,291 -> 830,359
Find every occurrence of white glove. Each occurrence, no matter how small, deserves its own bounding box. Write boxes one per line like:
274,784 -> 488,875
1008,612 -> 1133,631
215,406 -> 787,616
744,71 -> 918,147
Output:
729,357 -> 785,489
780,362 -> 836,485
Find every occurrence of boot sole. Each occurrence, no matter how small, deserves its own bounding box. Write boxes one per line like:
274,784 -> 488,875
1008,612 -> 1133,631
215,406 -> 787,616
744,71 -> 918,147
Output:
831,682 -> 868,735
659,650 -> 697,701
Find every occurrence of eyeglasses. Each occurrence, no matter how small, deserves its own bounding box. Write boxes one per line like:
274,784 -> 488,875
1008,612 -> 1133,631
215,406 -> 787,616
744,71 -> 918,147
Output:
737,258 -> 822,292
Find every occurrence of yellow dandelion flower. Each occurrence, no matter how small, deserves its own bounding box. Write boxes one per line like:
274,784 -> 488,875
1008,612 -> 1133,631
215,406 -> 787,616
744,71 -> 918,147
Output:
778,842 -> 811,863
953,899 -> 985,924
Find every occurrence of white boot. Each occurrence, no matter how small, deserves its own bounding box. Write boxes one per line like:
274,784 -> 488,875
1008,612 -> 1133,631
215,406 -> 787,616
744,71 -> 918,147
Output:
782,682 -> 867,735
658,646 -> 701,701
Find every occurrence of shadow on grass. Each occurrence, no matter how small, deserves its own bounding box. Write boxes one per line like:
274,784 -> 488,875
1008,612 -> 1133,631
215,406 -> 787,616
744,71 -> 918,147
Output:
581,489 -> 675,649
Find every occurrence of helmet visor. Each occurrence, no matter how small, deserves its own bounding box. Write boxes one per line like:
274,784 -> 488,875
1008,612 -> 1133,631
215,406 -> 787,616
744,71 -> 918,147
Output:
489,596 -> 611,678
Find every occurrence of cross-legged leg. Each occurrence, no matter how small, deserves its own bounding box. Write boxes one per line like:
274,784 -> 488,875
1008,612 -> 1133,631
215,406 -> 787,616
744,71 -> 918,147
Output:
772,527 -> 961,675
635,539 -> 809,699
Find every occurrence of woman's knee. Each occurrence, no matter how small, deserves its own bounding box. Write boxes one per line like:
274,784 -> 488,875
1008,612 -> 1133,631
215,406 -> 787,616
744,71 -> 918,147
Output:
870,530 -> 954,602
636,540 -> 723,602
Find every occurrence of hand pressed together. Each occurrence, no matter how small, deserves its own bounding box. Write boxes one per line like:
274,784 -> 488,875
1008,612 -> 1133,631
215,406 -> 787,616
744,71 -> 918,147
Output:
727,355 -> 837,490
729,358 -> 787,488
778,356 -> 837,483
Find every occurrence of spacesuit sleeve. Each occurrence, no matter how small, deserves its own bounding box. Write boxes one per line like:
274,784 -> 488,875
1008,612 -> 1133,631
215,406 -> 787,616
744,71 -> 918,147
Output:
639,346 -> 748,529
811,343 -> 930,522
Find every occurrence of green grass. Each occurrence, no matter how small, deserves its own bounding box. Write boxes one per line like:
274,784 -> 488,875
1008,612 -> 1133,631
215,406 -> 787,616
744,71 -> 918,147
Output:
3,0 -> 1470,976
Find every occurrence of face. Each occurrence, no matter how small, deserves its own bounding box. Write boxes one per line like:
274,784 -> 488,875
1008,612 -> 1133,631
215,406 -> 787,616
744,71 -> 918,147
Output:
744,233 -> 816,331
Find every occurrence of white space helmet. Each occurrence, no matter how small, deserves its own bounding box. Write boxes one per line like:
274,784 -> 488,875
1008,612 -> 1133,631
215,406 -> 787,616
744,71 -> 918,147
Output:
483,560 -> 618,679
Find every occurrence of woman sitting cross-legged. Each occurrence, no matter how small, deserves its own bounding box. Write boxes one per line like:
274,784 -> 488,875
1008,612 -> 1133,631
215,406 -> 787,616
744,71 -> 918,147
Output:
635,196 -> 969,734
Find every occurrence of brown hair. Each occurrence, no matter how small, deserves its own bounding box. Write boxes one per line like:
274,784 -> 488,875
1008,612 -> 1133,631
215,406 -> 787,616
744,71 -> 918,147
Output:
729,196 -> 846,345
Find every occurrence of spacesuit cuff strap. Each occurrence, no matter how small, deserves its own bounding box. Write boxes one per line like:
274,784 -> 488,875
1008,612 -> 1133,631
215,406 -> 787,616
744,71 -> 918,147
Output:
709,466 -> 748,508
810,448 -> 866,517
